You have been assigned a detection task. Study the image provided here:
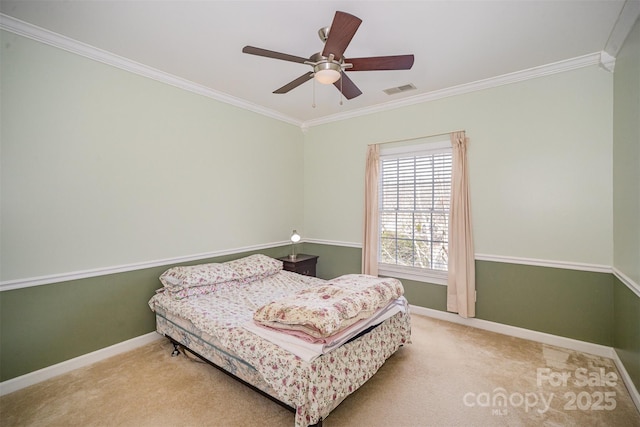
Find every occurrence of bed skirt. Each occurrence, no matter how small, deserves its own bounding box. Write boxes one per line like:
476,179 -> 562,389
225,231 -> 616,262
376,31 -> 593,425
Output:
153,307 -> 410,426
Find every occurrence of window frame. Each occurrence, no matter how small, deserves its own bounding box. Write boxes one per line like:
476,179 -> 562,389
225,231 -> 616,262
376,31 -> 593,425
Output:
377,139 -> 451,286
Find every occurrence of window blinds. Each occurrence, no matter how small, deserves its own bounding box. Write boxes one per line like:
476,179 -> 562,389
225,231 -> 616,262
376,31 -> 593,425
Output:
380,151 -> 452,271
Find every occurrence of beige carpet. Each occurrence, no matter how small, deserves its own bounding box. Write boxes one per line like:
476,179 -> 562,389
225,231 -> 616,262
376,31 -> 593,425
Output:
1,314 -> 639,427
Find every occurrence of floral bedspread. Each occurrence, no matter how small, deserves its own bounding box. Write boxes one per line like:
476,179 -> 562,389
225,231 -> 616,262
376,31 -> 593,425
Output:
253,274 -> 405,338
149,270 -> 411,427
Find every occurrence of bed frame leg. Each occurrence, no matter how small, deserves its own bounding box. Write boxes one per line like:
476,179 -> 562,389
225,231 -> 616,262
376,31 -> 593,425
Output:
165,335 -> 320,426
171,342 -> 181,357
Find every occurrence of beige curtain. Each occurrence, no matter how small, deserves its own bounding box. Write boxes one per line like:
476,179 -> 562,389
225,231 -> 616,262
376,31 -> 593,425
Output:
447,131 -> 476,318
362,144 -> 380,276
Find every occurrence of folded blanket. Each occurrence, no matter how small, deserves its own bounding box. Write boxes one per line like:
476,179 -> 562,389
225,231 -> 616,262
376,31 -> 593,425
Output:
245,298 -> 407,362
253,274 -> 404,339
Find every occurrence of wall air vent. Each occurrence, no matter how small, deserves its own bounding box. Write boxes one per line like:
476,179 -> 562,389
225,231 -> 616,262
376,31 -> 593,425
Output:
383,83 -> 417,95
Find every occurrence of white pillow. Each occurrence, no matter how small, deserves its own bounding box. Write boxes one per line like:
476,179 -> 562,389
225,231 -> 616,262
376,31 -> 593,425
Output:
224,254 -> 283,282
159,263 -> 239,290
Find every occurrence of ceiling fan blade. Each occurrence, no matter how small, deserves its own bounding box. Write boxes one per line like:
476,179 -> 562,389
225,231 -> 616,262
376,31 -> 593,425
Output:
322,11 -> 362,61
273,72 -> 314,94
333,71 -> 362,99
242,46 -> 309,64
346,55 -> 415,71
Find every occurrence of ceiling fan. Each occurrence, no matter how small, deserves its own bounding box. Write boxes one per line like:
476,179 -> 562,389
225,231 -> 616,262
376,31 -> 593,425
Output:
242,11 -> 414,100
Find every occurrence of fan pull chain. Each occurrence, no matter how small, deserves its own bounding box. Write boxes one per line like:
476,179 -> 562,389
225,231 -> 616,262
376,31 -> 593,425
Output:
312,76 -> 316,108
339,73 -> 343,106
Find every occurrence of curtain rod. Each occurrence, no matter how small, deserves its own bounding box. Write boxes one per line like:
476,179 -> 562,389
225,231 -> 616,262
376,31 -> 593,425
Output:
368,130 -> 465,146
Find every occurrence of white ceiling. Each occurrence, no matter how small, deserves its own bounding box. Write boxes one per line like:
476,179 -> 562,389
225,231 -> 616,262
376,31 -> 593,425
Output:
0,1 -> 636,127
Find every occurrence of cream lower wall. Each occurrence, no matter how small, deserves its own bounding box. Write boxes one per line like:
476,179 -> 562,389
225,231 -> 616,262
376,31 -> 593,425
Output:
303,66 -> 614,267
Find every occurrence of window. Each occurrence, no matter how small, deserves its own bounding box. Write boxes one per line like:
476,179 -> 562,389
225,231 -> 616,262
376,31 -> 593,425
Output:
378,140 -> 452,284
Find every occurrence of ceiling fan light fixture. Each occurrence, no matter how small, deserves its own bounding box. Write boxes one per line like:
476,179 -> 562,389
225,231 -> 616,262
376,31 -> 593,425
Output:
313,62 -> 341,84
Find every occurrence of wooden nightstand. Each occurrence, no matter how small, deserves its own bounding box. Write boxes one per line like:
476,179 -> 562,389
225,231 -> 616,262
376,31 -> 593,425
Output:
278,254 -> 319,277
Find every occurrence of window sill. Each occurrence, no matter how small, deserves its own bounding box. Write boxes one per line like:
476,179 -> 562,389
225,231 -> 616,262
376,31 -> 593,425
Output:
378,264 -> 447,286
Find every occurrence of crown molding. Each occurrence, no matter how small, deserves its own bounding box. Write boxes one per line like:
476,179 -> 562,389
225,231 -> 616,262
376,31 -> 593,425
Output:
305,0 -> 640,128
1,13 -> 612,132
302,52 -> 603,128
0,13 -> 303,127
604,0 -> 640,59
599,51 -> 617,72
599,0 -> 640,73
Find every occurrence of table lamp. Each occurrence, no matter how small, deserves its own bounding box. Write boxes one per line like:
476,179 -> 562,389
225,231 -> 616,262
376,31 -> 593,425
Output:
290,230 -> 301,260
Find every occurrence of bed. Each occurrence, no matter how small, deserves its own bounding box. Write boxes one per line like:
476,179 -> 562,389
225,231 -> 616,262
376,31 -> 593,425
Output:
148,254 -> 411,427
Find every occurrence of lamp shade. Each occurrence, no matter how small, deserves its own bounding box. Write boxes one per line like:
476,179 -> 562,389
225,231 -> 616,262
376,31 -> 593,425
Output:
290,230 -> 301,243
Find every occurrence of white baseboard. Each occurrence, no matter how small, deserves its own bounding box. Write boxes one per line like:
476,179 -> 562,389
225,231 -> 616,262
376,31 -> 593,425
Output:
410,305 -> 640,412
2,311 -> 638,414
409,305 -> 614,357
612,350 -> 640,412
0,332 -> 162,396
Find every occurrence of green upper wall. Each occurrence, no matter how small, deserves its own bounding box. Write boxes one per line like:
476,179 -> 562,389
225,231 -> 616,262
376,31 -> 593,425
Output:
303,66 -> 614,267
0,30 -> 305,282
